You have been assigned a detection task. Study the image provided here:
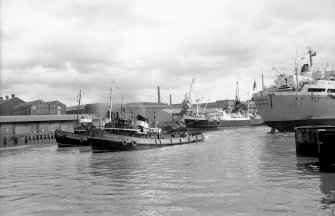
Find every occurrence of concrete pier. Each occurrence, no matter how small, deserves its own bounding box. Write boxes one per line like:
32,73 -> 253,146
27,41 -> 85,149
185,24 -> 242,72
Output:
295,125 -> 335,168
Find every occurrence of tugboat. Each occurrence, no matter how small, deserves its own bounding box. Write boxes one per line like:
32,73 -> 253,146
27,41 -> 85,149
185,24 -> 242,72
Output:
88,113 -> 205,153
55,90 -> 95,147
55,115 -> 95,147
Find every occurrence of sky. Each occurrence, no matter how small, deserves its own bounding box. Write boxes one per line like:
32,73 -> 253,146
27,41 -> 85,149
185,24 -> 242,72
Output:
1,0 -> 335,106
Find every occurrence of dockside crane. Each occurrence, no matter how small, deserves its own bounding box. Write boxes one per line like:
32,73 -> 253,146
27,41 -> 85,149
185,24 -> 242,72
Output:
181,78 -> 195,115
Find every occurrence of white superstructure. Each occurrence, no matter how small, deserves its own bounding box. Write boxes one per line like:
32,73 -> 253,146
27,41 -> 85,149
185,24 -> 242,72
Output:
252,48 -> 335,131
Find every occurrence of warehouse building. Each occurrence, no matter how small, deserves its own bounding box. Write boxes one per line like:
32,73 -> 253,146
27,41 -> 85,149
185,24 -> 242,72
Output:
0,94 -> 25,116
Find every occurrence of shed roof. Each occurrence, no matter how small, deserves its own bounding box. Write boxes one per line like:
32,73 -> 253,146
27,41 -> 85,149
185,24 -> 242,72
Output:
0,114 -> 100,123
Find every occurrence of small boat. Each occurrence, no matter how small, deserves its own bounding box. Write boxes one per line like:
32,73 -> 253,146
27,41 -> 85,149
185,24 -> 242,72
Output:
88,114 -> 205,153
55,116 -> 95,147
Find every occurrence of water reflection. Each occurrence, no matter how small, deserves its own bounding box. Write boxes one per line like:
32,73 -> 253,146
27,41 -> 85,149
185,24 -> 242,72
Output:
296,156 -> 335,208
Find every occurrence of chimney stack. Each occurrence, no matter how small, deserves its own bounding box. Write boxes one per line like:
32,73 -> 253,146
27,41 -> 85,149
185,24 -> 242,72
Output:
5,95 -> 9,100
169,94 -> 172,105
11,94 -> 15,98
0,97 -> 3,101
157,86 -> 161,103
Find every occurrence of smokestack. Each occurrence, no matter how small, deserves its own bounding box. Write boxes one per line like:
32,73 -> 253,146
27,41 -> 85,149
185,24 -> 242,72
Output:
157,86 -> 161,103
5,95 -> 9,100
11,94 -> 15,98
0,97 -> 3,101
169,94 -> 172,105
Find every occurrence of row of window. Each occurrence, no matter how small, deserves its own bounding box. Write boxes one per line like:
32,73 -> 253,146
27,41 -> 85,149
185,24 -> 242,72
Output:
307,88 -> 335,93
311,96 -> 329,100
256,96 -> 332,106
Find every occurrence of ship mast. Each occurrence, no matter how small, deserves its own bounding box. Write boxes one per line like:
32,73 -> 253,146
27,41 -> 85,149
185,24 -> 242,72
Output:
76,89 -> 81,123
261,67 -> 265,91
307,46 -> 316,67
109,75 -> 115,123
295,47 -> 299,92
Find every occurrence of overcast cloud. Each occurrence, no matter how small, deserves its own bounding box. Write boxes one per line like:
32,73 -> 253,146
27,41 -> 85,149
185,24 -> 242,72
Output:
1,0 -> 335,106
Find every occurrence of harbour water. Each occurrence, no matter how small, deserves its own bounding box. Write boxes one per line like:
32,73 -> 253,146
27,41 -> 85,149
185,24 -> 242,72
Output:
1,126 -> 334,216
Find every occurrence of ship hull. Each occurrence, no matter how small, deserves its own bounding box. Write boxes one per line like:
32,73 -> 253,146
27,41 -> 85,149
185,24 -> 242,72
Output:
88,130 -> 205,153
253,91 -> 335,132
55,129 -> 90,147
265,118 -> 335,132
184,118 -> 263,129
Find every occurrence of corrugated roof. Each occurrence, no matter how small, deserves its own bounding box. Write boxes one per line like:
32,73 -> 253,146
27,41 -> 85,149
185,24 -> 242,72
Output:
0,114 -> 100,123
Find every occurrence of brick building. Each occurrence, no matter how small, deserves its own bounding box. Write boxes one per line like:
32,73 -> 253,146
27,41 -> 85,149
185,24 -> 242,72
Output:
46,100 -> 66,115
13,100 -> 66,115
13,100 -> 48,115
0,94 -> 25,116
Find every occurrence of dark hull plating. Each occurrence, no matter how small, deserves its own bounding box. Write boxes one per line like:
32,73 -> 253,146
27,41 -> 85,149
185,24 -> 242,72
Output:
265,118 -> 335,132
88,131 -> 205,153
55,129 -> 90,147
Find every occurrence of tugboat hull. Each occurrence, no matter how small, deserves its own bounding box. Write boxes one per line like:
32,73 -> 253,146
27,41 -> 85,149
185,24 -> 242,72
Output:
88,130 -> 205,153
55,129 -> 90,147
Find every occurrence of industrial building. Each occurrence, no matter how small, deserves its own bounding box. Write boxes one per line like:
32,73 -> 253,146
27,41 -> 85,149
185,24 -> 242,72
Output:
0,94 -> 66,116
13,100 -> 66,115
0,94 -> 25,116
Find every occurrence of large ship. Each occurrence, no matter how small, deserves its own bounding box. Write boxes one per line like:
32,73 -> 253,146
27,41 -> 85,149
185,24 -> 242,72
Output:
252,48 -> 335,132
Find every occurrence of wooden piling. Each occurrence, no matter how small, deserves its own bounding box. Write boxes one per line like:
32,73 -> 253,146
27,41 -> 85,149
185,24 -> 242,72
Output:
295,126 -> 335,168
295,126 -> 320,156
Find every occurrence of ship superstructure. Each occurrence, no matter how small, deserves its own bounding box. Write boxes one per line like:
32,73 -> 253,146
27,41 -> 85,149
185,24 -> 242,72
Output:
252,48 -> 335,132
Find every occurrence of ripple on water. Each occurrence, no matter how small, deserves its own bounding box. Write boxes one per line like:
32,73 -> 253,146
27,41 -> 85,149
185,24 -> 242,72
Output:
0,126 -> 334,216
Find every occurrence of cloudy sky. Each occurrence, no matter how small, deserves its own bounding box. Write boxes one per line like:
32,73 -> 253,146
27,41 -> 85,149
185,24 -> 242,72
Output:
1,0 -> 335,106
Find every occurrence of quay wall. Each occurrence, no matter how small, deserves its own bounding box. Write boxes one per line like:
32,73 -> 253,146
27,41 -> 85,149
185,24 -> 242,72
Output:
0,114 -> 99,147
0,121 -> 74,135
